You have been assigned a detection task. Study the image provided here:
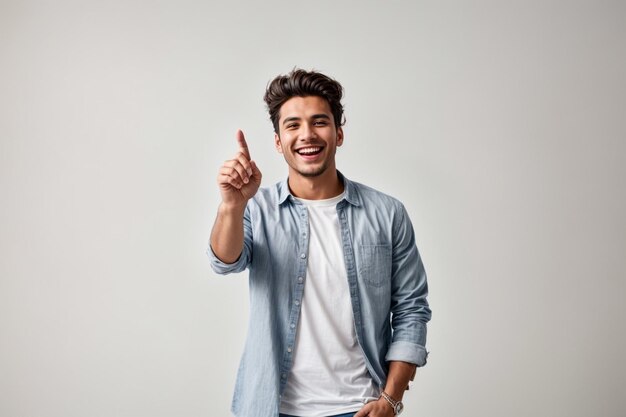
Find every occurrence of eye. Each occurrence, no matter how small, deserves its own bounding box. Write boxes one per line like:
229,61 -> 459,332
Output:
286,123 -> 298,129
313,120 -> 328,126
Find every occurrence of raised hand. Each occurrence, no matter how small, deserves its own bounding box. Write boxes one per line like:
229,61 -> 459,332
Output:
217,129 -> 262,208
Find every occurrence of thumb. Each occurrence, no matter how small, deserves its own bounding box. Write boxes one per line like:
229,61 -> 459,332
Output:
354,403 -> 371,417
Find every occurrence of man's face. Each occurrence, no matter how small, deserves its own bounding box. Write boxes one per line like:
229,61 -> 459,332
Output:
274,96 -> 343,179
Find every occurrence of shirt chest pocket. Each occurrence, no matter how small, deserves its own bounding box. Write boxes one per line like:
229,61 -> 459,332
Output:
358,244 -> 392,287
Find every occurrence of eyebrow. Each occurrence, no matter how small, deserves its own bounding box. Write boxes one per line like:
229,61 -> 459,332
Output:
282,114 -> 331,126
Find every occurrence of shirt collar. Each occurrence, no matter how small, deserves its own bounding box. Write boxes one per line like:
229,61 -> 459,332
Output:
277,170 -> 362,207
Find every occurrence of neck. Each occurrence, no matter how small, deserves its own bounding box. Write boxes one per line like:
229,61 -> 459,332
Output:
288,168 -> 344,200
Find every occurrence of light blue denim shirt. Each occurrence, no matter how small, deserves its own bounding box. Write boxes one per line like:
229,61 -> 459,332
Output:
208,172 -> 431,417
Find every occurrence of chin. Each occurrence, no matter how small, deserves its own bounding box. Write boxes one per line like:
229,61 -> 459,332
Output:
296,164 -> 329,178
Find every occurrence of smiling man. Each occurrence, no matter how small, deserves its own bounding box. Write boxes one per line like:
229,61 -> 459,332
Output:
208,69 -> 431,417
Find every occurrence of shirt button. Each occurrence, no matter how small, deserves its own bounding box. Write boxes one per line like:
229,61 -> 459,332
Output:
281,373 -> 287,379
298,277 -> 304,283
287,347 -> 292,353
294,300 -> 300,306
300,253 -> 306,259
290,323 -> 295,329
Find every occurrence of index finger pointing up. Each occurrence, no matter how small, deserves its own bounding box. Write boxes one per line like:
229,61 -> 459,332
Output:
236,129 -> 251,159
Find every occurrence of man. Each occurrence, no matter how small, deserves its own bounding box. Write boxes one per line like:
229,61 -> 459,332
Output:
208,69 -> 431,417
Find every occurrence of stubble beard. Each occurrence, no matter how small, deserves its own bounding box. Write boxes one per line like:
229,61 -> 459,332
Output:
297,160 -> 329,178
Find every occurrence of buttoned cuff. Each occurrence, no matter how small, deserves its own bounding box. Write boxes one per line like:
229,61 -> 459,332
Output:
385,341 -> 429,367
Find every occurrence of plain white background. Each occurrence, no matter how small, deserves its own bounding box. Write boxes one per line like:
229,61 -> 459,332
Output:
1,1 -> 625,416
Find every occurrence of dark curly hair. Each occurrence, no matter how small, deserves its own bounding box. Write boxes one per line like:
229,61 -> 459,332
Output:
264,68 -> 345,134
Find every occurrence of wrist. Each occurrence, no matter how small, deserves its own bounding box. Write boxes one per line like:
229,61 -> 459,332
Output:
380,391 -> 404,415
219,201 -> 247,215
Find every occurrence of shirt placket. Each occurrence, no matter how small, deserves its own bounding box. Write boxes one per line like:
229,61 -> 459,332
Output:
279,201 -> 309,394
337,202 -> 383,388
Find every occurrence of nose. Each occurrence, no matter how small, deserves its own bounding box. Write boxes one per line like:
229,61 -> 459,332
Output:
299,122 -> 316,141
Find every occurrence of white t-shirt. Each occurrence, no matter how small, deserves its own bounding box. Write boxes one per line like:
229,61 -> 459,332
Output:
279,193 -> 379,417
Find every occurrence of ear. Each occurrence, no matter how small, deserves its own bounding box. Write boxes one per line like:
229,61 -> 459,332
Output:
274,133 -> 283,153
336,127 -> 344,147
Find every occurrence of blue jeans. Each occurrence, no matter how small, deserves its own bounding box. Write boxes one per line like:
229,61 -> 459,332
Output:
279,414 -> 356,417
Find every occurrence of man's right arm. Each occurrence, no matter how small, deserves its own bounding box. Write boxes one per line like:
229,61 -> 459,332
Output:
209,130 -> 262,264
210,203 -> 247,263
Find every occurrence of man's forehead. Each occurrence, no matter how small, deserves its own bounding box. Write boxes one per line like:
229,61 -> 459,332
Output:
279,96 -> 332,119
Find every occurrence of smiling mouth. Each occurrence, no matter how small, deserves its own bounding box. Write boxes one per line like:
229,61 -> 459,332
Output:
296,146 -> 323,156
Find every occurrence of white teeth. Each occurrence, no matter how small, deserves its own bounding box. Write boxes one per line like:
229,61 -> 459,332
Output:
298,147 -> 321,154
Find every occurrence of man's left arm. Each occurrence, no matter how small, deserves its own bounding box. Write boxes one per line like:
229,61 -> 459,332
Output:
357,203 -> 431,416
386,202 -> 431,363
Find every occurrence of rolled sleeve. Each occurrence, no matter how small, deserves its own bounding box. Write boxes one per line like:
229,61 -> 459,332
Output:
206,244 -> 249,274
385,340 -> 429,367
